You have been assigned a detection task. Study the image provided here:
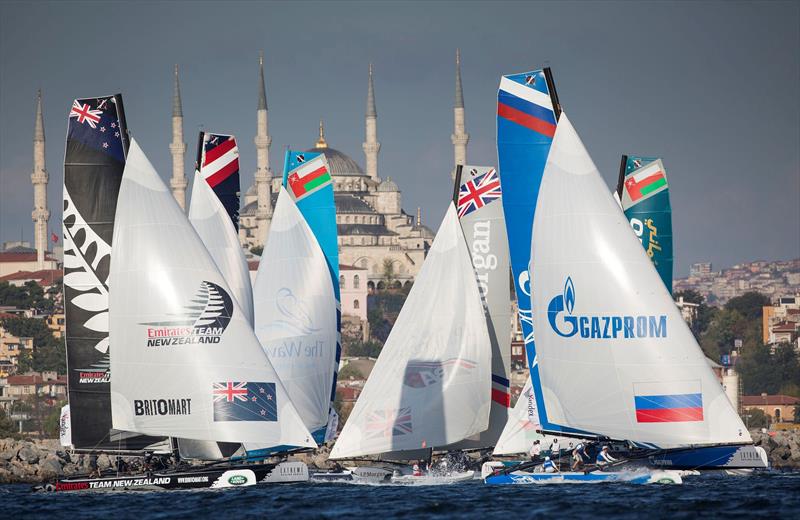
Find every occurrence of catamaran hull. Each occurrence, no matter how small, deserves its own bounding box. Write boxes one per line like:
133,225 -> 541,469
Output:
484,470 -> 682,485
648,445 -> 768,470
49,464 -> 280,492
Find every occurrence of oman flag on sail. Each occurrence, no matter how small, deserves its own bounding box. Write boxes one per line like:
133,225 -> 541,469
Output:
620,159 -> 668,209
287,155 -> 331,201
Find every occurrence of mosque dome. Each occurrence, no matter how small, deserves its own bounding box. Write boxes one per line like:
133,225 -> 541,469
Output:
305,120 -> 365,177
377,177 -> 399,192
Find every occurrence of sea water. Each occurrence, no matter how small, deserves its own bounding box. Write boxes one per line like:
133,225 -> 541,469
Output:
2,472 -> 799,518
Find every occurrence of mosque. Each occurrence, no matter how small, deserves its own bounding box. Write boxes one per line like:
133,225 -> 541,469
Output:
168,51 -> 470,288
15,52 -> 472,291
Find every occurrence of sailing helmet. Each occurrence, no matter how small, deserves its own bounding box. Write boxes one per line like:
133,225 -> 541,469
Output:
544,456 -> 550,461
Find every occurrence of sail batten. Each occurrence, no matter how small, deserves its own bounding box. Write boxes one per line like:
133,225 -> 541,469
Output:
529,114 -> 749,448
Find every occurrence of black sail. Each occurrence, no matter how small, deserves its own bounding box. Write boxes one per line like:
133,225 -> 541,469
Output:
63,94 -> 163,451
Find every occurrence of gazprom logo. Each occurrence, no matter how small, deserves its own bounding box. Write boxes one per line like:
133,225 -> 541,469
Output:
547,277 -> 667,340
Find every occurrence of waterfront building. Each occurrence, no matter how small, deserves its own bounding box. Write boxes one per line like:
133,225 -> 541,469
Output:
742,394 -> 800,424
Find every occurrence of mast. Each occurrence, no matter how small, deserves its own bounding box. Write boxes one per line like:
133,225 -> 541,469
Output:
616,154 -> 628,198
543,67 -> 561,120
451,164 -> 463,205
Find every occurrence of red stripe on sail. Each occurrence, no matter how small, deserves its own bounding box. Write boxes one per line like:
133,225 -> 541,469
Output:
298,165 -> 329,185
203,138 -> 236,166
205,158 -> 239,188
636,407 -> 703,423
492,389 -> 511,407
497,102 -> 556,138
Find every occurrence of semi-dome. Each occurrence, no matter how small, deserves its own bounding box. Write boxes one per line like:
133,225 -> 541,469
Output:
305,120 -> 365,176
377,177 -> 399,192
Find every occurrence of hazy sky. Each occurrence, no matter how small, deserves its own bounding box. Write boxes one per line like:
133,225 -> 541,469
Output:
0,1 -> 797,276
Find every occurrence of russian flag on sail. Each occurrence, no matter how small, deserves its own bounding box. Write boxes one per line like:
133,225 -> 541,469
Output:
634,393 -> 704,423
497,76 -> 557,138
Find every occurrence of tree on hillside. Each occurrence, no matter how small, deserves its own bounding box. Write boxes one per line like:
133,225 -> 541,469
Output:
674,289 -> 714,339
699,309 -> 748,359
738,342 -> 800,397
725,292 -> 770,322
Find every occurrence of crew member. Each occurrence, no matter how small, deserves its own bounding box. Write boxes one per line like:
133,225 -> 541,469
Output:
529,440 -> 542,462
549,438 -> 560,461
542,456 -> 558,473
412,463 -> 422,477
571,442 -> 588,471
596,446 -> 617,469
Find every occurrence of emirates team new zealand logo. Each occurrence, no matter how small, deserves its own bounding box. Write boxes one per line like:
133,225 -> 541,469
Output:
142,281 -> 234,347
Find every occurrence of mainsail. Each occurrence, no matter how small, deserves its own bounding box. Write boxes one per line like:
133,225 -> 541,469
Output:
446,165 -> 511,449
109,139 -> 314,448
617,156 -> 673,292
496,69 -> 565,434
330,205 -> 491,459
189,141 -> 254,325
63,94 -> 163,451
280,150 -> 340,442
529,114 -> 749,448
251,186 -> 338,443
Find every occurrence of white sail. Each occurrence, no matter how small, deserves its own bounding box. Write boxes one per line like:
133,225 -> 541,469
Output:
109,139 -> 315,448
529,114 -> 749,448
251,187 -> 338,437
59,404 -> 72,447
188,170 -> 254,326
493,377 -> 540,455
330,204 -> 491,459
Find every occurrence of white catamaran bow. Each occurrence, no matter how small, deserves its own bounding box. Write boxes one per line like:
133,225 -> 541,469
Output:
108,139 -> 315,448
331,204 -> 491,459
529,114 -> 749,449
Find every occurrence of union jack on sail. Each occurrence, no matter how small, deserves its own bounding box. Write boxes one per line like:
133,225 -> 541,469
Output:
365,407 -> 413,439
457,168 -> 501,218
69,100 -> 102,128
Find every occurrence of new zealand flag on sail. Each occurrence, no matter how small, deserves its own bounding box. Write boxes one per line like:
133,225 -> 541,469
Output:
212,382 -> 277,421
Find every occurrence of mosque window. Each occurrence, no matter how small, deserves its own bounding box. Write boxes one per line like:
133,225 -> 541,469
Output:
340,275 -> 345,288
353,275 -> 360,289
354,299 -> 360,310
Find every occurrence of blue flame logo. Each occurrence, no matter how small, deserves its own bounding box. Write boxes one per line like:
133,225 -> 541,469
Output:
564,277 -> 575,315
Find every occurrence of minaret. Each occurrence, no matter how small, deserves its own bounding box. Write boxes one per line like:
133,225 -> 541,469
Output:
362,63 -> 380,182
254,51 -> 273,246
31,90 -> 49,269
451,49 -> 469,179
169,64 -> 187,210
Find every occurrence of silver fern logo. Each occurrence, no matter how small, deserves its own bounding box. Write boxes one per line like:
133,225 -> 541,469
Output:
141,281 -> 234,347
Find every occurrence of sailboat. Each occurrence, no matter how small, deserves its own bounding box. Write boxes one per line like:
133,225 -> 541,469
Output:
61,93 -> 170,457
329,193 -> 492,483
246,150 -> 339,463
488,106 -> 770,484
53,136 -> 315,492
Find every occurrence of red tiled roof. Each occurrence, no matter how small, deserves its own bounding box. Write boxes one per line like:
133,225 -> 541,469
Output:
771,321 -> 799,333
0,252 -> 56,263
0,269 -> 61,285
247,260 -> 259,271
6,374 -> 67,385
336,386 -> 361,401
741,394 -> 800,406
